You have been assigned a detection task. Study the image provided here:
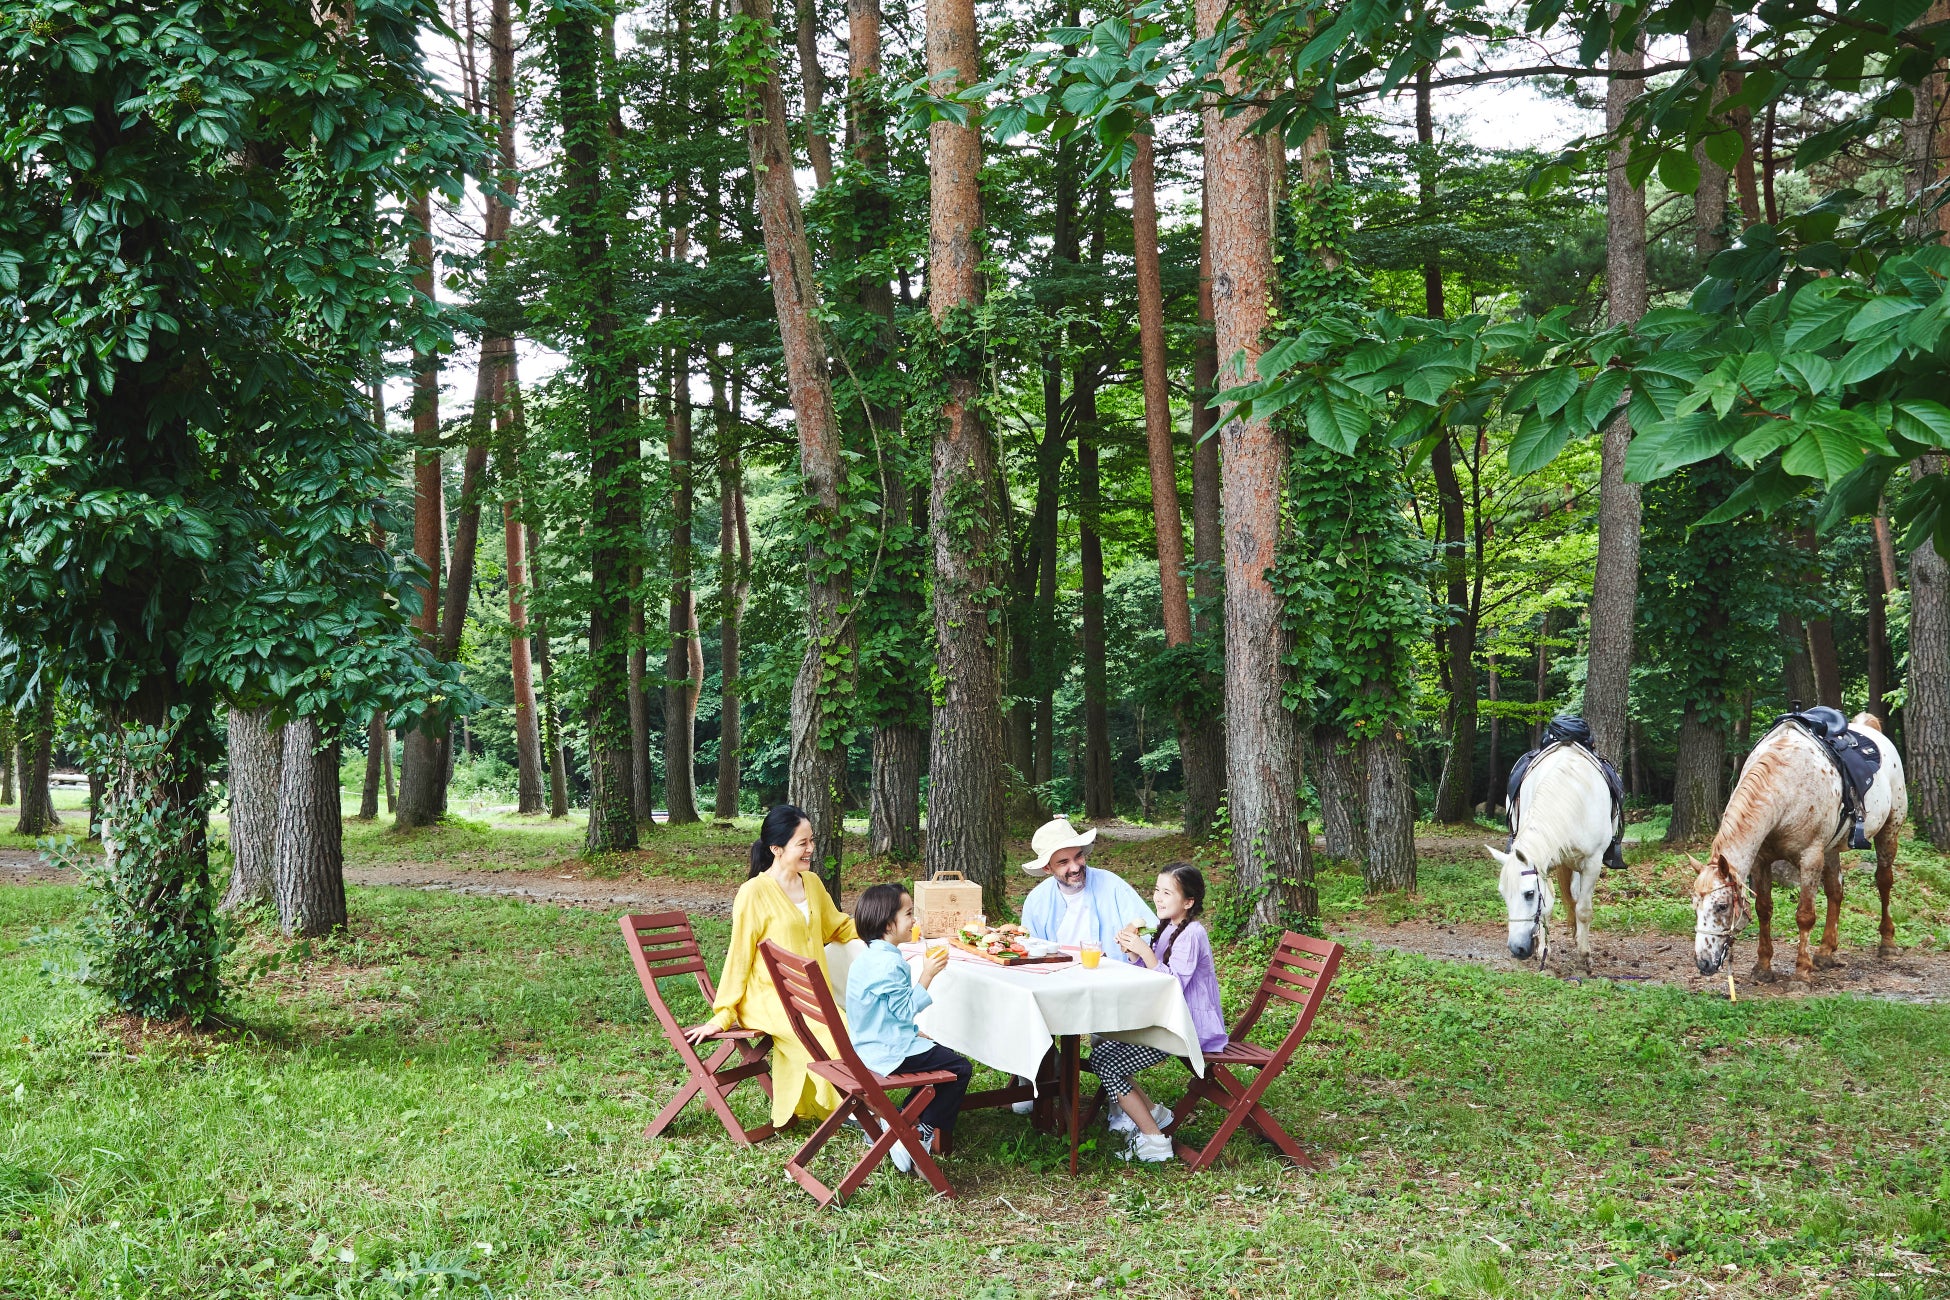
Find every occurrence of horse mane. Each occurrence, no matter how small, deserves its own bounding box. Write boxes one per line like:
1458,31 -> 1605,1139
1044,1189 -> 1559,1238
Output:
1708,730 -> 1796,875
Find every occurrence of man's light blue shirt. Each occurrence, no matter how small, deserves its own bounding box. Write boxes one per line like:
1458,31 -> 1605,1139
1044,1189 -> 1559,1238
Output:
844,939 -> 934,1076
1020,867 -> 1157,963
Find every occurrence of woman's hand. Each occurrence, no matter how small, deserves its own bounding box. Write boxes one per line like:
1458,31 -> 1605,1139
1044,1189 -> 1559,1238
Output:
683,1022 -> 718,1046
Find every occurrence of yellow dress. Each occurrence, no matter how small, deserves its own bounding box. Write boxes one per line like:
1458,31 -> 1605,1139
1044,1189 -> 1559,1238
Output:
707,871 -> 858,1127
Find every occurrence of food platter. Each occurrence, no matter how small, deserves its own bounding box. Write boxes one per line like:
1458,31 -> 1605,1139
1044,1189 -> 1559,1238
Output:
950,922 -> 1074,966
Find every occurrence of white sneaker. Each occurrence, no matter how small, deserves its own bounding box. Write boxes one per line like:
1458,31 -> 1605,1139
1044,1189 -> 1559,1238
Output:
1011,1099 -> 1034,1116
890,1140 -> 915,1174
1117,1131 -> 1174,1163
1107,1103 -> 1172,1135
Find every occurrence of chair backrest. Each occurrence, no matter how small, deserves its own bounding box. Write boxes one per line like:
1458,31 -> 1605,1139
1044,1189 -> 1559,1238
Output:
620,912 -> 715,1037
759,940 -> 873,1080
1233,931 -> 1343,1047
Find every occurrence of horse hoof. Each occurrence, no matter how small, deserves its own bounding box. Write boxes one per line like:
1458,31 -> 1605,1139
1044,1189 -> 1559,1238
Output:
1792,967 -> 1816,984
1749,965 -> 1780,984
1877,942 -> 1898,960
1813,953 -> 1844,971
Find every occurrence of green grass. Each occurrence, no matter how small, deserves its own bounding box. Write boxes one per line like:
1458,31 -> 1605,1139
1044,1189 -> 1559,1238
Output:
3,884 -> 1947,1298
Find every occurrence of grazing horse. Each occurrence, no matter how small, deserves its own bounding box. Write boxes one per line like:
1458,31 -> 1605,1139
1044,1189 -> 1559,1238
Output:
1487,743 -> 1616,972
1691,713 -> 1906,980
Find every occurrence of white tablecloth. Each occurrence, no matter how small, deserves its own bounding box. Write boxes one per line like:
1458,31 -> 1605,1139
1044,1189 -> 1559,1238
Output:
895,944 -> 1207,1087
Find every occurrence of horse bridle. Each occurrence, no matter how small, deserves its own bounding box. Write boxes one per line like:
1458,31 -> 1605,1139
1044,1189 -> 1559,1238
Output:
1516,864 -> 1549,970
1695,872 -> 1751,941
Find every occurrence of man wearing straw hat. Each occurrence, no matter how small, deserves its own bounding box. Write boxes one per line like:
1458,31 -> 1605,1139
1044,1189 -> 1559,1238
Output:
1019,816 -> 1156,964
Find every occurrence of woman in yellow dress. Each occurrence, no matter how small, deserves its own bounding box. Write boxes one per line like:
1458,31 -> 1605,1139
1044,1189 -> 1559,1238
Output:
686,804 -> 857,1128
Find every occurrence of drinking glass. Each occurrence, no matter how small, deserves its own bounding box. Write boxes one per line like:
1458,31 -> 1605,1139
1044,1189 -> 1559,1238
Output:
1080,943 -> 1102,969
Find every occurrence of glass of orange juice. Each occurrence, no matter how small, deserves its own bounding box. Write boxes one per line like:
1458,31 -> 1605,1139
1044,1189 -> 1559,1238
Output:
911,922 -> 922,943
1080,942 -> 1102,969
926,940 -> 948,961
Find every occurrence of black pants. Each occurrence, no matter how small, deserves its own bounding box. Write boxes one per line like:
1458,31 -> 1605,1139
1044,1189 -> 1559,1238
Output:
894,1041 -> 972,1135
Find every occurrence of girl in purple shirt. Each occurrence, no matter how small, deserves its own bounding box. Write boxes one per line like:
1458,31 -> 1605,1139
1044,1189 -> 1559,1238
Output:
1095,863 -> 1227,1162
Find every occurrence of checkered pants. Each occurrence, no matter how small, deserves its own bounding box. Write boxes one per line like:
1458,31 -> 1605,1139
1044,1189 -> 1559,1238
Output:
1088,1034 -> 1172,1101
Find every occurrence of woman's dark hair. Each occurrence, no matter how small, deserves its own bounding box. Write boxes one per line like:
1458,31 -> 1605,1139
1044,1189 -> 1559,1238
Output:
749,804 -> 812,878
1154,862 -> 1206,962
852,882 -> 909,944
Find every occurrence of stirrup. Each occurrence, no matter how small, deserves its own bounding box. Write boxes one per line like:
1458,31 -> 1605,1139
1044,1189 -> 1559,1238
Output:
1849,821 -> 1871,852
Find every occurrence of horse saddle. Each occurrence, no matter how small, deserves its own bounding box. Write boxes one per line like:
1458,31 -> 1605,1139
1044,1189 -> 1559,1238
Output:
1779,707 -> 1881,850
1505,713 -> 1627,873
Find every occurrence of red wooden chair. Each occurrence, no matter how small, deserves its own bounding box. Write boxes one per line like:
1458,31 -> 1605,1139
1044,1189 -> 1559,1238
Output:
1170,930 -> 1343,1172
620,912 -> 775,1146
758,939 -> 959,1207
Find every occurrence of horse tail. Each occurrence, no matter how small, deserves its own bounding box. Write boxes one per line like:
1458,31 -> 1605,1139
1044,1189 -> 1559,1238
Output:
1853,711 -> 1883,734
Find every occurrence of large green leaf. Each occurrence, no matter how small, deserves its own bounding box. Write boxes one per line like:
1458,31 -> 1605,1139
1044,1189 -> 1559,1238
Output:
1781,417 -> 1876,483
1508,411 -> 1571,475
1894,399 -> 1950,448
1624,411 -> 1738,481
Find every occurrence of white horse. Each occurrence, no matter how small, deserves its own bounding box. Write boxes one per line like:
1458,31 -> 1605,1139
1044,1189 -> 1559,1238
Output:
1486,744 -> 1617,972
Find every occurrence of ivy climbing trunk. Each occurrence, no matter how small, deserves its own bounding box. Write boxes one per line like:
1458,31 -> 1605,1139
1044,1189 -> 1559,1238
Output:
1582,24 -> 1648,769
395,193 -> 445,831
733,0 -> 855,893
556,10 -> 638,854
220,704 -> 281,911
925,0 -> 1008,914
1201,0 -> 1311,932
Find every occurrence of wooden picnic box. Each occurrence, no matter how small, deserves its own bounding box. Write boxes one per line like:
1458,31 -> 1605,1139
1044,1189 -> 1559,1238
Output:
913,871 -> 983,938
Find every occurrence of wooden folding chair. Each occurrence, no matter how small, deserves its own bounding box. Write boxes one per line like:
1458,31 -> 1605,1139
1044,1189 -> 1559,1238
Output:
758,939 -> 959,1207
620,912 -> 776,1146
1171,931 -> 1342,1172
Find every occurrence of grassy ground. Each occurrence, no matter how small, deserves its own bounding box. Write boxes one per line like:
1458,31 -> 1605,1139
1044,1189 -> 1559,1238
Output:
4,873 -> 1948,1299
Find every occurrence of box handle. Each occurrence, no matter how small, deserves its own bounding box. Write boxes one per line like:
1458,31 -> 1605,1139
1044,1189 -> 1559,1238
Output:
926,871 -> 966,882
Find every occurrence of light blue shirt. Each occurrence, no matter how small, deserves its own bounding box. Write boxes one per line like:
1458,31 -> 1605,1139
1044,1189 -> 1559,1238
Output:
844,939 -> 934,1076
1020,867 -> 1158,963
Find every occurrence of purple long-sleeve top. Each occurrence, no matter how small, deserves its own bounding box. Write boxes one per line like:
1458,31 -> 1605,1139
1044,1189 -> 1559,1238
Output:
1153,920 -> 1228,1053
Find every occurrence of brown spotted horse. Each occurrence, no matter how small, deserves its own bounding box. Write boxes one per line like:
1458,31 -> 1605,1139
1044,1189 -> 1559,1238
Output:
1691,712 -> 1906,981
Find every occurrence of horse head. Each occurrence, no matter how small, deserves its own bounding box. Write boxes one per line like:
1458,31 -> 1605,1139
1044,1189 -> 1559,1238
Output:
1690,852 -> 1748,975
1487,844 -> 1552,961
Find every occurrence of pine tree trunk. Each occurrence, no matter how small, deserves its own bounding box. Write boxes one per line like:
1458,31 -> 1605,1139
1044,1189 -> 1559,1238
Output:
870,723 -> 925,859
925,0 -> 1008,915
13,693 -> 58,837
1202,0 -> 1310,931
1309,727 -> 1365,863
1780,611 -> 1818,709
358,711 -> 384,820
1078,373 -> 1115,821
1359,733 -> 1417,893
1911,522 -> 1950,846
505,490 -> 547,814
628,596 -> 653,823
793,0 -> 834,188
395,193 -> 446,831
1687,10 -> 1732,257
0,711 -> 14,808
1666,706 -> 1726,844
735,0 -> 855,891
271,717 -> 346,937
221,705 -> 282,910
665,347 -> 702,825
714,367 -> 750,820
1867,548 -> 1890,721
1582,25 -> 1648,769
1182,193 -> 1226,840
558,12 -> 638,853
530,535 -> 572,819
1797,526 -> 1844,708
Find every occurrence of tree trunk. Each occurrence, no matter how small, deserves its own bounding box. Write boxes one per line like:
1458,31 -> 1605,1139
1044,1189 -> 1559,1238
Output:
666,348 -> 703,825
1078,368 -> 1115,821
272,717 -> 346,937
1202,0 -> 1311,931
13,694 -> 58,837
1665,706 -> 1725,844
628,596 -> 654,823
530,530 -> 573,819
870,723 -> 924,859
358,712 -> 384,822
383,725 -> 395,812
396,192 -> 446,831
0,710 -> 14,809
221,705 -> 281,910
1359,733 -> 1417,893
714,366 -> 750,820
1134,127 -> 1209,837
925,0 -> 1008,915
735,0 -> 855,892
1485,659 -> 1501,810
1310,727 -> 1365,863
794,0 -> 835,188
1780,611 -> 1818,709
1911,519 -> 1950,846
1687,10 -> 1732,257
1582,25 -> 1648,769
505,485 -> 546,813
1868,549 -> 1891,721
1796,526 -> 1844,708
558,11 -> 638,854
1182,190 -> 1226,840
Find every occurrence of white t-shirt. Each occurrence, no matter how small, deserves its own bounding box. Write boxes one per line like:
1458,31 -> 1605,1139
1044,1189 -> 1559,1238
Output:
795,898 -> 810,925
1056,888 -> 1093,947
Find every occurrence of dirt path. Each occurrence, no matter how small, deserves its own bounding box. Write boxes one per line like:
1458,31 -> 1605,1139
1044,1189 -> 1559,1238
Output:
1332,916 -> 1950,1003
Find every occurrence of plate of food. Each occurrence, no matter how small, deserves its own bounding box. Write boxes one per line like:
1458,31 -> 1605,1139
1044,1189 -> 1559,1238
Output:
952,922 -> 1074,966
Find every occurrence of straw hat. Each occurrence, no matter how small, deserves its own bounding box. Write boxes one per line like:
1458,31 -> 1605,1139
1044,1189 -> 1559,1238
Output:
1021,817 -> 1098,875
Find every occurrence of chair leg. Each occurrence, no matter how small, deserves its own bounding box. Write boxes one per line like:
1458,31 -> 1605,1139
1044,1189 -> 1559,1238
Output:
784,1097 -> 857,1208
645,1075 -> 704,1139
848,1087 -> 954,1201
